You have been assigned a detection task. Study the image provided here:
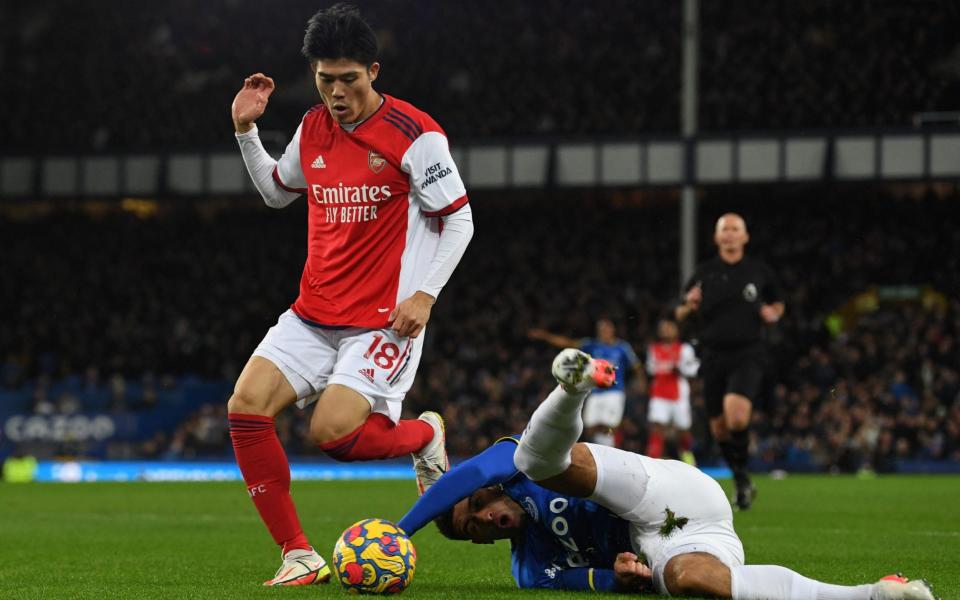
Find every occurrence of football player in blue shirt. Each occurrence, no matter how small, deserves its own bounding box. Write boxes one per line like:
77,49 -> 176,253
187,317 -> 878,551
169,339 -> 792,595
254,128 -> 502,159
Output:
528,318 -> 643,446
397,350 -> 937,599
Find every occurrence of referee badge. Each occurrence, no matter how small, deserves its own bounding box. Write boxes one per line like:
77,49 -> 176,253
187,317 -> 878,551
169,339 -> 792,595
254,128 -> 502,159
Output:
743,283 -> 758,301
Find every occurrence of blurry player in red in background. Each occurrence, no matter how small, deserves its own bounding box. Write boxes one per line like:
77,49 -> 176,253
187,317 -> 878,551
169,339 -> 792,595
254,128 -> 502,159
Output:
645,318 -> 699,465
228,3 -> 473,586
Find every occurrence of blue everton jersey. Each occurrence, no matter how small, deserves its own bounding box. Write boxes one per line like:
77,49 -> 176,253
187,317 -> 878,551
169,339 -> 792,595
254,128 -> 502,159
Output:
503,475 -> 632,590
580,338 -> 640,391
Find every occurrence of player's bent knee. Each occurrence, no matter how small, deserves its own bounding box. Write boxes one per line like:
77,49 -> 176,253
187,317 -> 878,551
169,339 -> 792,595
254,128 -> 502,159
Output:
725,407 -> 751,431
308,418 -> 355,446
308,412 -> 364,445
227,388 -> 269,416
308,385 -> 373,445
513,443 -> 570,482
663,553 -> 731,597
727,413 -> 750,431
723,395 -> 752,430
228,357 -> 298,417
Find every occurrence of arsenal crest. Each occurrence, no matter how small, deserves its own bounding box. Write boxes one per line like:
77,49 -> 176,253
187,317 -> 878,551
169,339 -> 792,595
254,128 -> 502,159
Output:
368,150 -> 387,174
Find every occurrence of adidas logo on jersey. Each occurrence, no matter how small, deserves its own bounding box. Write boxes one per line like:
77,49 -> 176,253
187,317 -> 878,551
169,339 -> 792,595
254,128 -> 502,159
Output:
359,368 -> 375,383
311,155 -> 326,169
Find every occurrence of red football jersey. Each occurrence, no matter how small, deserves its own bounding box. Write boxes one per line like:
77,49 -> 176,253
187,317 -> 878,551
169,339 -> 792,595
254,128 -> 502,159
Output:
272,95 -> 469,328
647,341 -> 698,401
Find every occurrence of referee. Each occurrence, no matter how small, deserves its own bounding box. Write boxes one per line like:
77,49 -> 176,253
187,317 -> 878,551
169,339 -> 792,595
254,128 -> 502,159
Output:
675,213 -> 784,510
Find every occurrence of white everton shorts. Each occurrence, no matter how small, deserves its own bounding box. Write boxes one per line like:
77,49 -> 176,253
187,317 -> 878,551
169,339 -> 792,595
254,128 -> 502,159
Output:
252,309 -> 424,423
586,445 -> 744,596
647,396 -> 693,430
582,389 -> 626,428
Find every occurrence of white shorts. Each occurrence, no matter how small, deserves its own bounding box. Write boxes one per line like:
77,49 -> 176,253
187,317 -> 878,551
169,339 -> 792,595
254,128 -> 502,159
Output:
582,389 -> 626,428
647,397 -> 692,430
586,445 -> 744,596
252,309 -> 424,423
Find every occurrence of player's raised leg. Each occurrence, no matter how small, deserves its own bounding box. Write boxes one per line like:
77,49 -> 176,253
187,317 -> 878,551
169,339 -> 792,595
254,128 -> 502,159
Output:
309,384 -> 436,462
307,327 -> 439,466
227,356 -> 330,586
310,385 -> 447,496
513,349 -> 616,495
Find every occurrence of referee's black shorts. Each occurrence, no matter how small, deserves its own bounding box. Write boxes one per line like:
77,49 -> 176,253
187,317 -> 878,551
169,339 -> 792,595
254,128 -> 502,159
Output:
700,345 -> 764,419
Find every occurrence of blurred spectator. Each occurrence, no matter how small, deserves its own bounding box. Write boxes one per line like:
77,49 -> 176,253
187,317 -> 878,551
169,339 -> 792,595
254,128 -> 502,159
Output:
4,1 -> 958,153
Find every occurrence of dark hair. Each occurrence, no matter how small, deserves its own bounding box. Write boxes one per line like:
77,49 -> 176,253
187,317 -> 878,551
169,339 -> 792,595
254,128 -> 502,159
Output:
433,509 -> 468,541
302,3 -> 378,66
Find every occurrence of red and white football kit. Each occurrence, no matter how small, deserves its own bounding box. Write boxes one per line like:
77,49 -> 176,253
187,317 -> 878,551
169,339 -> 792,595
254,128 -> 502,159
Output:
236,94 -> 472,421
646,341 -> 699,429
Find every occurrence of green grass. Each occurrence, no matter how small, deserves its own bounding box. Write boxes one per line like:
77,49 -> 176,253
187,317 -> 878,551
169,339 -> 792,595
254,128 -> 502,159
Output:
1,475 -> 957,599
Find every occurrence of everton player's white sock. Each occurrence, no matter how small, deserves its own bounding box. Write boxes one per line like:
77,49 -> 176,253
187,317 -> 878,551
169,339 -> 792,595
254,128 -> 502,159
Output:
514,385 -> 588,480
731,565 -> 874,600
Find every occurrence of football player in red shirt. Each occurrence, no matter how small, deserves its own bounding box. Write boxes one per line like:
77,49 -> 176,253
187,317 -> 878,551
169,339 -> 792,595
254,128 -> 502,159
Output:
228,3 -> 473,585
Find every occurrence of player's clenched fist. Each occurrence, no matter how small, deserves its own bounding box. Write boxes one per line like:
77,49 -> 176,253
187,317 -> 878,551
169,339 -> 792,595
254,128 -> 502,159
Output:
232,73 -> 276,133
613,552 -> 653,591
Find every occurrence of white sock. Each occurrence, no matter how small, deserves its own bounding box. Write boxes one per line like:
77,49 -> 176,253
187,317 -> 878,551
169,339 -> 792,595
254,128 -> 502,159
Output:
731,565 -> 874,600
514,385 -> 588,480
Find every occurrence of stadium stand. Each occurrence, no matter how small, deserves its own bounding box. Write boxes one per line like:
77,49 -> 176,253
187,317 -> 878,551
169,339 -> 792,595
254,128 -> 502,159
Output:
3,0 -> 958,152
2,187 -> 958,471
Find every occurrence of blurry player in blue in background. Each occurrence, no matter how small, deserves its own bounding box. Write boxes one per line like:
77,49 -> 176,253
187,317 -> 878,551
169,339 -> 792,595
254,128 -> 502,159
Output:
528,318 -> 643,446
397,350 -> 937,599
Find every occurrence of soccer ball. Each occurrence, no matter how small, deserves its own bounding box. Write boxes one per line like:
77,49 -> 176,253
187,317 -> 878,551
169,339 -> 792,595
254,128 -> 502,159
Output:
332,518 -> 417,594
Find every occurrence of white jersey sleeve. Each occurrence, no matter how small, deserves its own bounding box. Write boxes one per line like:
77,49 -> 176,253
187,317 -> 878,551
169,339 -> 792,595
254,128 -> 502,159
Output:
678,343 -> 700,378
400,131 -> 468,216
646,344 -> 657,375
236,123 -> 304,208
274,123 -> 306,192
417,204 -> 474,299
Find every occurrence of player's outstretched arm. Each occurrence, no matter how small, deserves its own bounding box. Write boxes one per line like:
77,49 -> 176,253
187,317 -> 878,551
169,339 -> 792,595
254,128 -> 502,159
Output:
232,74 -> 303,209
527,328 -> 582,349
397,439 -> 519,536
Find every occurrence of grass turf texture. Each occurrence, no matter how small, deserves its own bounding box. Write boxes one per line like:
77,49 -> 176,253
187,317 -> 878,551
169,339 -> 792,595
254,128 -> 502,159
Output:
1,475 -> 957,599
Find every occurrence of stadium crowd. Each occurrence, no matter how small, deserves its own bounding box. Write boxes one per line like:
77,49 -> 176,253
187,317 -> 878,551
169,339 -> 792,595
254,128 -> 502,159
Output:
3,0 -> 958,152
2,186 -> 959,472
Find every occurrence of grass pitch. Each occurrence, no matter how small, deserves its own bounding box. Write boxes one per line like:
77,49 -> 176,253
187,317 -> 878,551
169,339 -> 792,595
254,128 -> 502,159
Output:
1,475 -> 957,599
